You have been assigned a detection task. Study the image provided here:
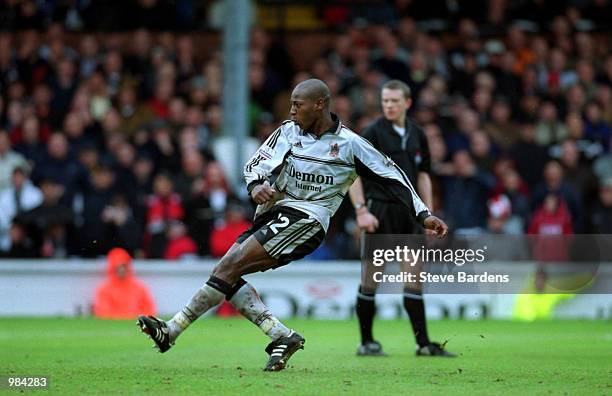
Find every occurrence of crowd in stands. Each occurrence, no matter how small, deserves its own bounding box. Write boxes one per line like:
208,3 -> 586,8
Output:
0,1 -> 611,259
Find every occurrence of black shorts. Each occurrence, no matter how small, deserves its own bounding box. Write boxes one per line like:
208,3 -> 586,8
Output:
237,205 -> 325,266
367,199 -> 422,234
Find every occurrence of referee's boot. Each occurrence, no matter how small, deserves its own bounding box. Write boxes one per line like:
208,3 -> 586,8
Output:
264,330 -> 305,371
357,340 -> 387,356
416,342 -> 456,357
137,315 -> 174,353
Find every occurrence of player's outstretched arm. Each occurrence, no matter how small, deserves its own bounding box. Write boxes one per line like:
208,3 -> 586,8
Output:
351,134 -> 447,236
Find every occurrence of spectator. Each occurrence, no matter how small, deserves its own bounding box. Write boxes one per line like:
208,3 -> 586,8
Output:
510,123 -> 549,189
174,148 -> 206,202
469,130 -> 496,173
528,194 -> 573,263
442,150 -> 496,234
531,160 -> 582,232
557,139 -> 598,208
0,130 -> 29,191
209,203 -> 251,258
180,156 -> 214,256
13,113 -> 50,148
78,34 -> 100,78
13,116 -> 47,167
446,109 -> 480,155
100,194 -> 141,255
15,176 -> 75,257
483,97 -> 519,151
33,132 -> 86,205
63,111 -> 96,154
147,79 -> 174,119
534,101 -> 568,146
111,141 -> 138,205
538,48 -> 576,94
593,149 -> 612,186
102,50 -> 124,97
204,161 -> 237,219
131,154 -> 155,227
116,84 -> 155,137
584,101 -> 612,153
495,167 -> 530,232
0,167 -> 43,252
93,248 -> 156,319
149,119 -> 181,174
3,101 -> 25,136
596,85 -> 612,125
48,57 -> 78,128
145,172 -> 184,258
588,178 -> 612,234
0,221 -> 36,258
164,221 -> 197,260
486,193 -> 524,234
79,164 -> 118,257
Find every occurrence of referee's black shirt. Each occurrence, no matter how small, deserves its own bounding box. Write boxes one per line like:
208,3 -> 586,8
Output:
361,116 -> 431,203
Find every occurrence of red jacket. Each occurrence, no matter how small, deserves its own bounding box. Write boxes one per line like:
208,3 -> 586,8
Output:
165,235 -> 198,260
93,248 -> 156,319
210,220 -> 252,257
146,194 -> 184,233
528,201 -> 573,262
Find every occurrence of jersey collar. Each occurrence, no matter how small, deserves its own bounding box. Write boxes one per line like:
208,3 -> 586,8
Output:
301,113 -> 341,138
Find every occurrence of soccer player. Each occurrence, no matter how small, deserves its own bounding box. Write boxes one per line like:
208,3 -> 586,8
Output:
349,79 -> 455,357
137,79 -> 448,371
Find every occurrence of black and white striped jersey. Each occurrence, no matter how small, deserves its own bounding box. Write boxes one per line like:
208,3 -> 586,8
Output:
244,115 -> 431,232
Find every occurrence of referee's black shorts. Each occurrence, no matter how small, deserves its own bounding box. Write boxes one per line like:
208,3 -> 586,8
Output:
367,199 -> 422,235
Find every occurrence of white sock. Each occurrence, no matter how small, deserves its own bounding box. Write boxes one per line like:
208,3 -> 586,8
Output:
229,282 -> 291,341
167,284 -> 225,341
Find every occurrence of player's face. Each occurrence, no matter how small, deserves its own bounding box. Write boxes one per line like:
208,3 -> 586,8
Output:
290,91 -> 318,131
381,88 -> 411,123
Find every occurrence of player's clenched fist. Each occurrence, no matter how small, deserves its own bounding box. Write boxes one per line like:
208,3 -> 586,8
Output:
423,215 -> 449,238
251,181 -> 276,204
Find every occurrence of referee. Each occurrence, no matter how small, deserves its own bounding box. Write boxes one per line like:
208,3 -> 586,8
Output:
349,80 -> 455,357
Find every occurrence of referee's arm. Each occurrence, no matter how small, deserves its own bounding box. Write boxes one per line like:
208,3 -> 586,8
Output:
348,177 -> 379,233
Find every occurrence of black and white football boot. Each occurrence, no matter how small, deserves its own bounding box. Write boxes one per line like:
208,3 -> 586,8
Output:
137,315 -> 174,353
263,331 -> 305,372
356,340 -> 387,356
416,342 -> 456,357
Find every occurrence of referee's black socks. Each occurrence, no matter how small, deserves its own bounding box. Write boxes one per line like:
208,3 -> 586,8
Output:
356,286 -> 376,344
403,289 -> 430,347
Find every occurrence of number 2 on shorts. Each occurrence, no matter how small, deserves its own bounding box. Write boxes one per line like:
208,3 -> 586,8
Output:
267,213 -> 290,235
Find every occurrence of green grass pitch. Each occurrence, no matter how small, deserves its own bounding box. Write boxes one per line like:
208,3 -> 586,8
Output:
1,318 -> 611,395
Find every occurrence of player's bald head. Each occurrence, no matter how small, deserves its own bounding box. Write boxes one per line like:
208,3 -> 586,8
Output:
292,79 -> 331,108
